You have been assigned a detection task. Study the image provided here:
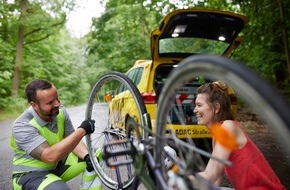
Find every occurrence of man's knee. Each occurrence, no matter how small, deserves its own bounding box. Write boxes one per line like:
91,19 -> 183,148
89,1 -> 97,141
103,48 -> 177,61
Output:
42,180 -> 70,190
38,173 -> 69,190
54,153 -> 86,181
15,172 -> 70,190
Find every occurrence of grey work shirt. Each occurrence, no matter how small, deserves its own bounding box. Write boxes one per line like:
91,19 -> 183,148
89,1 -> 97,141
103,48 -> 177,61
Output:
12,105 -> 75,154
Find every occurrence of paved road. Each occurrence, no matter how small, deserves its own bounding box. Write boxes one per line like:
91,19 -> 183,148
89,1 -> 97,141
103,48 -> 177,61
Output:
0,105 -> 87,190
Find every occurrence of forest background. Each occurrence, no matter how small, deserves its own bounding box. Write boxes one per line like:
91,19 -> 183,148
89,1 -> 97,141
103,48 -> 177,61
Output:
0,0 -> 290,120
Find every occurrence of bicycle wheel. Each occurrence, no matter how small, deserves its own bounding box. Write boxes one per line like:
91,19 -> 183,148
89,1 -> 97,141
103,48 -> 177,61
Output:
85,71 -> 149,189
155,54 -> 290,189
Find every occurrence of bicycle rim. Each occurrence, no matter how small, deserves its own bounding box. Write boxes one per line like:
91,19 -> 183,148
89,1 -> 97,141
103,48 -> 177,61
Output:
85,71 -> 148,189
155,54 -> 290,188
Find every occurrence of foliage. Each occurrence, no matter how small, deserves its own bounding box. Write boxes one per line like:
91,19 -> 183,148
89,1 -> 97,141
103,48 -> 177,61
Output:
0,0 -> 90,111
231,0 -> 290,97
87,0 -> 290,99
86,0 -> 158,85
0,39 -> 14,98
0,1 -> 18,102
22,29 -> 91,103
0,0 -> 290,117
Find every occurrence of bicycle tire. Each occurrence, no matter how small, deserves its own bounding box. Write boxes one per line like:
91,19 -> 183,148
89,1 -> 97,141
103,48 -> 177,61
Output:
155,54 -> 290,188
85,71 -> 148,189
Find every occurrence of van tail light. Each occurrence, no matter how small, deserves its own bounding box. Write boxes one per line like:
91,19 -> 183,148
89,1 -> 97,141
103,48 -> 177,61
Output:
141,93 -> 156,104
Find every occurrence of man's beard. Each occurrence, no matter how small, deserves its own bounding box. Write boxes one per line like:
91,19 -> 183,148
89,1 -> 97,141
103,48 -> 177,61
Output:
48,108 -> 59,117
38,107 -> 59,120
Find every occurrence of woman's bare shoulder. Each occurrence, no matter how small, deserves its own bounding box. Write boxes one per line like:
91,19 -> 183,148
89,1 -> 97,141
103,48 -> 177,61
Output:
222,120 -> 247,148
221,120 -> 239,134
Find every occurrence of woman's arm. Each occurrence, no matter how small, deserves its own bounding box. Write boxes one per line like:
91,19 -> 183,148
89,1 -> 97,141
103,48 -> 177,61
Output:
199,142 -> 231,184
199,120 -> 241,184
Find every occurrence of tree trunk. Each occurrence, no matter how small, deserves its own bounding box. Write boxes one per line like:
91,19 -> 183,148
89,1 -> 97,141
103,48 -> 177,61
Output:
11,0 -> 27,97
277,0 -> 290,77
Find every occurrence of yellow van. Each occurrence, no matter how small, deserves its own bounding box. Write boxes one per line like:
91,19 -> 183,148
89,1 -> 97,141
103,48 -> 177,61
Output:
110,8 -> 248,139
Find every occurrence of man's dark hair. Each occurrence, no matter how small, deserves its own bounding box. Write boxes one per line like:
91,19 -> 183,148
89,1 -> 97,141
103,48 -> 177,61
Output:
25,79 -> 53,103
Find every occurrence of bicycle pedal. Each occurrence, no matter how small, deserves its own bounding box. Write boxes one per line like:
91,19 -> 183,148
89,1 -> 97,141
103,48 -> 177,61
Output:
103,139 -> 136,167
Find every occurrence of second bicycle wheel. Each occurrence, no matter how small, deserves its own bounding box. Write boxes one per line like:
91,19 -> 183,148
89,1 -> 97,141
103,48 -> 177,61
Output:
85,71 -> 149,189
155,54 -> 290,189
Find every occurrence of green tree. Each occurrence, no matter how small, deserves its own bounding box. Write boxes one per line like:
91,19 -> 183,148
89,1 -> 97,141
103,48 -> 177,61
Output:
86,0 -> 240,86
1,0 -> 289,115
86,0 -> 162,86
87,0 -> 290,97
10,0 -> 75,97
232,0 -> 290,96
17,28 -> 91,105
0,0 -> 90,112
0,1 -> 19,100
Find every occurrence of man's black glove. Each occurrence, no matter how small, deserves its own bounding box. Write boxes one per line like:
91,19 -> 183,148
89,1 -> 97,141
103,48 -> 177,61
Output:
84,154 -> 94,172
78,119 -> 95,134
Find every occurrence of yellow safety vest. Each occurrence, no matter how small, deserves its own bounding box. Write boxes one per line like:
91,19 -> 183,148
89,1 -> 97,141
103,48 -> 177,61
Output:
10,109 -> 65,174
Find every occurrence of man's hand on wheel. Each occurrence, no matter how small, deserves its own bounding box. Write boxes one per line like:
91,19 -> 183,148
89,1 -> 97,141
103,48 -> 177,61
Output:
78,119 -> 95,134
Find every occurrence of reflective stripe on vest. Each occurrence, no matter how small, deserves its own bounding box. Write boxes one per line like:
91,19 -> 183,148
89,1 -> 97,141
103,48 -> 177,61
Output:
11,109 -> 65,174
